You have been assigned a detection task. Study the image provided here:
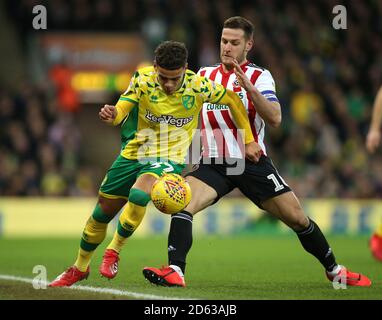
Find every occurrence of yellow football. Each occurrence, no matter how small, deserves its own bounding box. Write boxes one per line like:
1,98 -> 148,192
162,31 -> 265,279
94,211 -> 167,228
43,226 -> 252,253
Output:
151,173 -> 192,214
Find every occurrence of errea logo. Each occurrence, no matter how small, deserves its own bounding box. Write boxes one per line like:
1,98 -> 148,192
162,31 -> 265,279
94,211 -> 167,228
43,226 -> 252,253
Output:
145,110 -> 193,127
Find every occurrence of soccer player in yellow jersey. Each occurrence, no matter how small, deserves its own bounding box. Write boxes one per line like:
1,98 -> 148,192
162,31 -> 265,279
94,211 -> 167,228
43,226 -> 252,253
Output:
366,85 -> 382,261
49,40 -> 262,287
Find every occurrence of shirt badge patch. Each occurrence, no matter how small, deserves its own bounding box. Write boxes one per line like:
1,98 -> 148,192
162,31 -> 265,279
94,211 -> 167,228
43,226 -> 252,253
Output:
181,95 -> 195,110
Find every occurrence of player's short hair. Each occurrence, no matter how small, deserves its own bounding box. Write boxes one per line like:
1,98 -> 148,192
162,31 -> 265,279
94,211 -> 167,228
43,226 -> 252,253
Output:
223,16 -> 254,40
154,41 -> 188,70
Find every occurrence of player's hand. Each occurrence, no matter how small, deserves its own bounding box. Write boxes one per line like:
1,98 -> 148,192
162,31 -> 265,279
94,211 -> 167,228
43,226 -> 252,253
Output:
366,129 -> 381,154
233,59 -> 252,92
245,141 -> 262,163
99,104 -> 117,124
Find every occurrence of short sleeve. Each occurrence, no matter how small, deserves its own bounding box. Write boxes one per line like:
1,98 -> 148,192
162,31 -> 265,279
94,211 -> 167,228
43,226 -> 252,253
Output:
120,71 -> 140,104
255,70 -> 279,103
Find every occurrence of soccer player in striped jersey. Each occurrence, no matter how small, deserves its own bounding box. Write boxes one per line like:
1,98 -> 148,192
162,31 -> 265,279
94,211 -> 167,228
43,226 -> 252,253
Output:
143,17 -> 371,288
366,85 -> 382,261
49,40 -> 261,287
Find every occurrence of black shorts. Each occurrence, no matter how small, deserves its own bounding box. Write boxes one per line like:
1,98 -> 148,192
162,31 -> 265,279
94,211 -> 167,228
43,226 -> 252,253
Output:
186,156 -> 291,208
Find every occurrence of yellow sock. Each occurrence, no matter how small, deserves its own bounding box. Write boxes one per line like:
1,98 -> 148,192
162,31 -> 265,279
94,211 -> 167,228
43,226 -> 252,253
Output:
107,232 -> 128,253
74,248 -> 94,272
106,201 -> 146,253
74,216 -> 108,271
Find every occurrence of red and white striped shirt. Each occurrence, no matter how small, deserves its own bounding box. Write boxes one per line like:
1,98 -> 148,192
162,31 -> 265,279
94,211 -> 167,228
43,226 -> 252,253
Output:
198,62 -> 279,159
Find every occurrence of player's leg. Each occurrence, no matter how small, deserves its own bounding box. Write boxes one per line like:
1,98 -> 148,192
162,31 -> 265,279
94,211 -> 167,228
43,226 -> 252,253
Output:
167,176 -> 218,265
242,156 -> 370,286
143,164 -> 234,287
107,160 -> 185,254
49,195 -> 125,287
261,192 -> 338,270
170,164 -> 234,273
143,176 -> 220,287
75,195 -> 126,272
100,173 -> 154,278
261,192 -> 371,286
50,155 -> 136,286
370,222 -> 382,261
237,156 -> 338,271
106,173 -> 154,254
102,161 -> 186,279
237,156 -> 371,286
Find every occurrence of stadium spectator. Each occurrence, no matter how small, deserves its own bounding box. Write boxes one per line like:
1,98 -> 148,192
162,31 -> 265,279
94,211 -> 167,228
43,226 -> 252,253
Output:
0,83 -> 98,196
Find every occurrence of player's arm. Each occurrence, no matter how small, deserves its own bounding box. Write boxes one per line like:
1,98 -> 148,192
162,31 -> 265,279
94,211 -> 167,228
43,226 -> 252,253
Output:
98,99 -> 137,125
218,89 -> 262,162
233,60 -> 281,128
99,71 -> 140,125
218,89 -> 254,144
202,76 -> 261,161
366,86 -> 382,154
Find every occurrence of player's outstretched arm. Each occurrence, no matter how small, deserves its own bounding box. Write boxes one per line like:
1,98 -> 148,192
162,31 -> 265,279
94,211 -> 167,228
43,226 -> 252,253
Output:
99,98 -> 137,126
366,86 -> 382,154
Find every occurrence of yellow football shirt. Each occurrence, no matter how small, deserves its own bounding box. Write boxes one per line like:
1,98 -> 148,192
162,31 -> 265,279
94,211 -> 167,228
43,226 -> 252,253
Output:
112,66 -> 252,164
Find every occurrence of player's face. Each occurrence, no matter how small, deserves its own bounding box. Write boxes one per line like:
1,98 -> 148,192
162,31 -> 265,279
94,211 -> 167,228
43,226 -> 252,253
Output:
155,64 -> 187,95
220,28 -> 253,69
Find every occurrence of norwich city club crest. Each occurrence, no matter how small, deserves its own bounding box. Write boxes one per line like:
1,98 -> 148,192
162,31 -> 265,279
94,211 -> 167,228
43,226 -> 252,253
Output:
181,95 -> 195,110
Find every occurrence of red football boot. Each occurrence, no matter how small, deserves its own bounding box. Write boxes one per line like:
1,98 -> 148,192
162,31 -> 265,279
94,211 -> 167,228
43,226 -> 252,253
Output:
99,249 -> 119,279
143,265 -> 185,287
49,266 -> 89,287
326,265 -> 371,287
370,233 -> 382,261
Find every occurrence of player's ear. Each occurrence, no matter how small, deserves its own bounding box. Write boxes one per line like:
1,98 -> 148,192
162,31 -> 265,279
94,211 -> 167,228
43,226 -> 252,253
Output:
245,39 -> 253,52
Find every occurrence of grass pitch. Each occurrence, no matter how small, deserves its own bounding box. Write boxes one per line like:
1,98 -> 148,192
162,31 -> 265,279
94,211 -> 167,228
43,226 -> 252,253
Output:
0,235 -> 381,300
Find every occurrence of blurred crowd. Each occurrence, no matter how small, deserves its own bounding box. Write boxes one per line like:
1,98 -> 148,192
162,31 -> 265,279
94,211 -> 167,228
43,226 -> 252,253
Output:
0,84 -> 97,196
2,0 -> 382,198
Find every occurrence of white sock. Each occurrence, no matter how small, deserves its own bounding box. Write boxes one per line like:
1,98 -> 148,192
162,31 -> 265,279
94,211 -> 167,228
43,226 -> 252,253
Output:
327,264 -> 343,276
169,264 -> 184,277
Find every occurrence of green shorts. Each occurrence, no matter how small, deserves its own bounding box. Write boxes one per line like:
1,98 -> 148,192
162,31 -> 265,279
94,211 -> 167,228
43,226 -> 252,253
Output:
99,155 -> 185,199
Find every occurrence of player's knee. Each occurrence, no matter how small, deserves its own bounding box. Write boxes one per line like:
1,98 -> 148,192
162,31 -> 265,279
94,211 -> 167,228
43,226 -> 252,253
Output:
184,179 -> 217,214
185,194 -> 212,215
98,196 -> 125,216
289,215 -> 309,232
128,188 -> 151,206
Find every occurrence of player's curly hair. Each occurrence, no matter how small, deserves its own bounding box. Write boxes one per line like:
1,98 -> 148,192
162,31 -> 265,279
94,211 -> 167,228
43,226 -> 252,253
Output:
223,16 -> 254,40
154,41 -> 188,70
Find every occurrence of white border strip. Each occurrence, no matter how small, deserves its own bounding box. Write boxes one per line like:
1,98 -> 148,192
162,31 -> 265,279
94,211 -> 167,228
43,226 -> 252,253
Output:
0,274 -> 195,300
